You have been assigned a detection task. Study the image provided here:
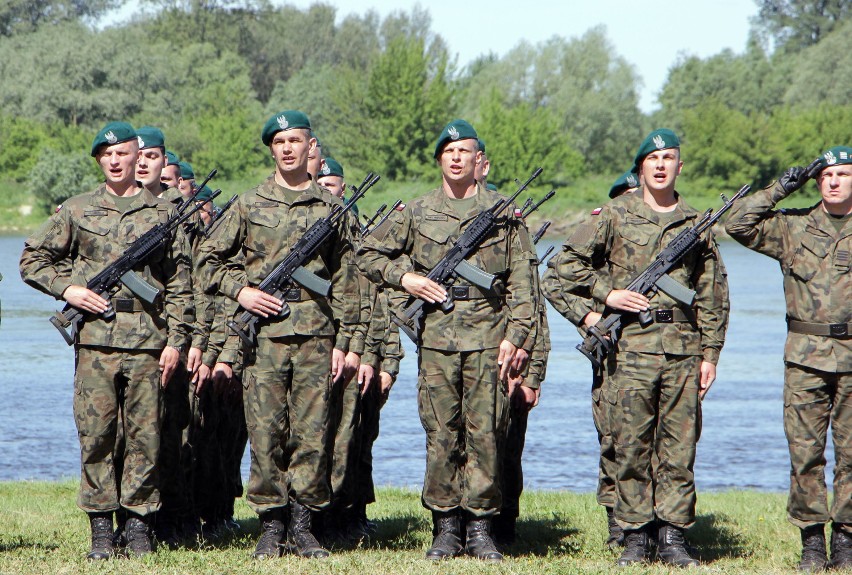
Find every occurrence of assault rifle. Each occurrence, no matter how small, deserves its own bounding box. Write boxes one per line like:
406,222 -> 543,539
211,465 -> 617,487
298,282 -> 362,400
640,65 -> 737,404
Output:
228,172 -> 379,347
361,203 -> 387,235
364,199 -> 402,237
576,184 -> 751,369
49,169 -> 220,345
393,167 -> 543,343
203,194 -> 238,238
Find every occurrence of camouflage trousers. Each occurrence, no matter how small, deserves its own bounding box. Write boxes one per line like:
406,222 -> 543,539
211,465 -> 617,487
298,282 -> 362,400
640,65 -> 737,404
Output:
158,366 -> 191,520
243,335 -> 333,513
73,346 -> 162,516
351,377 -> 386,508
327,369 -> 361,509
592,365 -> 617,508
499,401 -> 528,520
607,352 -> 701,530
784,363 -> 852,529
418,347 -> 509,516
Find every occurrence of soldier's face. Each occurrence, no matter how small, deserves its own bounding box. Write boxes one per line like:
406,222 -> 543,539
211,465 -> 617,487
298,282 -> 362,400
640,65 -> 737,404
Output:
197,200 -> 214,225
178,177 -> 195,198
307,149 -> 323,178
639,149 -> 682,193
161,164 -> 180,188
817,165 -> 852,214
271,130 -> 314,177
317,175 -> 345,198
96,140 -> 140,186
136,148 -> 165,187
440,139 -> 481,185
475,154 -> 490,182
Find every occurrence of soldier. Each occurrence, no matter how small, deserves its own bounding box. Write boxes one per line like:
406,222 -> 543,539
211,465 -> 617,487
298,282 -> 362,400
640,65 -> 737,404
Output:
543,129 -> 729,567
609,170 -> 641,199
725,147 -> 852,572
307,132 -> 324,180
160,151 -> 182,189
135,127 -> 168,196
357,119 -> 535,563
177,161 -> 196,198
20,121 -> 192,559
195,110 -> 357,560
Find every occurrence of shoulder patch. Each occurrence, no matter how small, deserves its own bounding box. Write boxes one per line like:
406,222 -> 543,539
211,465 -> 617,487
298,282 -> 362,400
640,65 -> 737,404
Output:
395,202 -> 406,211
591,207 -> 603,215
55,204 -> 63,213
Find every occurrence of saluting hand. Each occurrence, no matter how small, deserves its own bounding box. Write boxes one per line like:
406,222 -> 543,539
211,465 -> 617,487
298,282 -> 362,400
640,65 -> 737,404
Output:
605,289 -> 650,313
401,273 -> 447,303
62,285 -> 110,314
237,286 -> 283,318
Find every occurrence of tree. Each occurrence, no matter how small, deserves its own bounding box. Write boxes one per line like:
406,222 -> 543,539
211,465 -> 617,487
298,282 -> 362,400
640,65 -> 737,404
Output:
27,151 -> 100,214
0,0 -> 120,36
752,0 -> 850,54
781,19 -> 852,107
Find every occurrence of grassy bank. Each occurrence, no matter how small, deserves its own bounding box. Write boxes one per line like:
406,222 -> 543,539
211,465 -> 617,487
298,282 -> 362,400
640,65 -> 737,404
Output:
0,481 -> 806,574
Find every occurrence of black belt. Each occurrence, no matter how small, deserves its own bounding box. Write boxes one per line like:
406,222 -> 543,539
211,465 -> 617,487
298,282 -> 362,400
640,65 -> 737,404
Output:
111,298 -> 144,313
652,309 -> 692,324
449,285 -> 502,301
787,319 -> 851,338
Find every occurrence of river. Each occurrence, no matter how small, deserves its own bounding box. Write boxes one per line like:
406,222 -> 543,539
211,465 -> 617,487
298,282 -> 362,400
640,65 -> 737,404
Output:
0,236 -> 832,493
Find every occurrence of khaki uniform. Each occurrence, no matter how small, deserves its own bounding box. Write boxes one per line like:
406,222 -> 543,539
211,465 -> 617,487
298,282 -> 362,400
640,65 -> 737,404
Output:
726,183 -> 852,529
543,191 -> 729,530
20,185 -> 192,515
195,175 -> 356,513
357,185 -> 535,516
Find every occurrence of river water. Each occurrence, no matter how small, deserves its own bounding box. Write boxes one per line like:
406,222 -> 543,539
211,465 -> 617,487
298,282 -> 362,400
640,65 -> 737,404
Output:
0,236 -> 833,493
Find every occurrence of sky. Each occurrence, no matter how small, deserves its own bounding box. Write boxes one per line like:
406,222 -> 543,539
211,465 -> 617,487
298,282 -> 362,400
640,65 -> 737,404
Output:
106,0 -> 760,113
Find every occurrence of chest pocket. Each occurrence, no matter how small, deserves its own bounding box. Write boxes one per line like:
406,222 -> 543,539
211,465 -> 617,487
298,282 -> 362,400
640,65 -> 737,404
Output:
76,213 -> 113,263
470,226 -> 509,275
246,206 -> 282,255
415,221 -> 454,270
610,223 -> 652,275
790,229 -> 831,282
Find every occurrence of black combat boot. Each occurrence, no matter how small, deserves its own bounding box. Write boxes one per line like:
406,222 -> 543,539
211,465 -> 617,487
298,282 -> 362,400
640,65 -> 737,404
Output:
657,522 -> 699,567
465,515 -> 503,563
425,510 -> 463,560
252,508 -> 286,559
617,527 -> 651,567
124,514 -> 153,558
87,512 -> 114,560
606,507 -> 625,549
287,501 -> 330,558
829,524 -> 852,570
798,524 -> 828,572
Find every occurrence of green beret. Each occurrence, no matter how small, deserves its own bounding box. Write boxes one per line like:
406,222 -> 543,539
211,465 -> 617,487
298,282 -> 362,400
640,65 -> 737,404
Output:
485,182 -> 498,192
91,121 -> 136,157
179,161 -> 195,180
609,170 -> 641,199
632,128 -> 680,173
195,185 -> 214,202
434,119 -> 478,158
165,151 -> 180,166
136,126 -> 165,150
478,138 -> 487,155
319,157 -> 344,178
261,110 -> 311,146
815,145 -> 852,172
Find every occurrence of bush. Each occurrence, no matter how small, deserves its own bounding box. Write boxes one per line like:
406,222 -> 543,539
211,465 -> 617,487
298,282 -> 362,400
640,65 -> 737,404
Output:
27,151 -> 100,214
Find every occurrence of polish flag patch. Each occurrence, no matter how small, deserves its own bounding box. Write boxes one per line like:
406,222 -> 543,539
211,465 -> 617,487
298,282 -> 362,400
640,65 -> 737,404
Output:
395,203 -> 406,211
591,207 -> 603,215
514,208 -> 523,218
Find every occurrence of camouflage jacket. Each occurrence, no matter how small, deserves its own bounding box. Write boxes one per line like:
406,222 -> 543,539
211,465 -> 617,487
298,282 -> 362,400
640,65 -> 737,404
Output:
725,183 -> 852,372
20,184 -> 193,350
525,271 -> 551,389
361,282 -> 404,377
542,191 -> 729,364
194,175 -> 357,349
357,184 -> 536,351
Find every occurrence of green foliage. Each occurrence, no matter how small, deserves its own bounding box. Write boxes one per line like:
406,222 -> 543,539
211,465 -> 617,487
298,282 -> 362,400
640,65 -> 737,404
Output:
477,89 -> 583,188
753,0 -> 850,54
782,19 -> 852,107
0,0 -> 119,36
0,115 -> 48,181
27,151 -> 100,214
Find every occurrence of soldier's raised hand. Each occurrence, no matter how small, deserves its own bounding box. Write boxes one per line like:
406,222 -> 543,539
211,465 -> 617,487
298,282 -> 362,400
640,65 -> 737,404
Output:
776,166 -> 808,199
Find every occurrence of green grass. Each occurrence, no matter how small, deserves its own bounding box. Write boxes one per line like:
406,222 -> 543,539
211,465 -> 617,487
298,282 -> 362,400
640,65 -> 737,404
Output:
0,481 -> 808,574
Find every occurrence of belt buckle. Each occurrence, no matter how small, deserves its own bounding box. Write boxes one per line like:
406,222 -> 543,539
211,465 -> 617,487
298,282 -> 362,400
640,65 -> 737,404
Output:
113,299 -> 134,313
284,289 -> 301,302
451,285 -> 470,300
830,323 -> 848,337
655,309 -> 673,323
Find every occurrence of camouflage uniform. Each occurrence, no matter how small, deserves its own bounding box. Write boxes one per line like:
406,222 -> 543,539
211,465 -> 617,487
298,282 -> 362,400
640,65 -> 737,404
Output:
499,278 -> 550,524
357,185 -> 535,516
726,183 -> 852,530
20,185 -> 192,515
543,191 -> 729,530
195,176 -> 356,513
